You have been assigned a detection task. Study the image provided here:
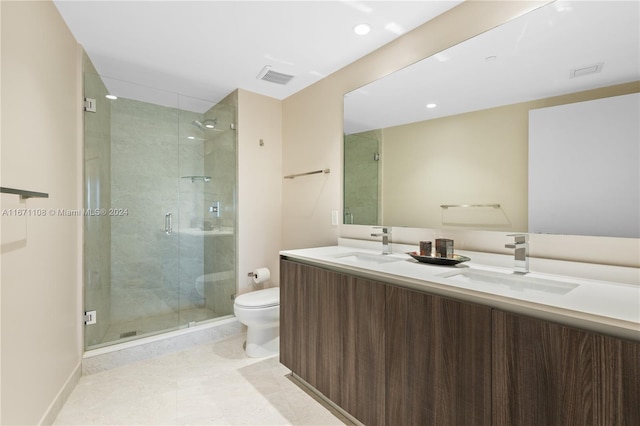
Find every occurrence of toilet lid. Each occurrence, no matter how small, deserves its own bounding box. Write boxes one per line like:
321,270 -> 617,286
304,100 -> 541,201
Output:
234,287 -> 279,308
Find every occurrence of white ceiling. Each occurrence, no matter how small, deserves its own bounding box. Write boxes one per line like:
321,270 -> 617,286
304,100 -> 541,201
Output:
344,1 -> 640,134
53,0 -> 462,111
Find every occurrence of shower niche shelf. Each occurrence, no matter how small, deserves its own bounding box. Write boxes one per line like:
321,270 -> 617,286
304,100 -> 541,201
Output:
0,186 -> 49,199
181,176 -> 211,183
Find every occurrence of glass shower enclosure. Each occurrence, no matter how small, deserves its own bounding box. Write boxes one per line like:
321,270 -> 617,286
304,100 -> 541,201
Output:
83,67 -> 237,350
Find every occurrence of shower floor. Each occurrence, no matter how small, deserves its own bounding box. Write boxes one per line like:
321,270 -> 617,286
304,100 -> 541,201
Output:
98,307 -> 222,346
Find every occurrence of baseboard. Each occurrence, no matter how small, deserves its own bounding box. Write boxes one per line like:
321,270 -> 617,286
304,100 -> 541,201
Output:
287,372 -> 361,426
38,360 -> 82,425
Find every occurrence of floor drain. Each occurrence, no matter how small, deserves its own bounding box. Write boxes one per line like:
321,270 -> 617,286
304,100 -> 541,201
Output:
120,330 -> 138,338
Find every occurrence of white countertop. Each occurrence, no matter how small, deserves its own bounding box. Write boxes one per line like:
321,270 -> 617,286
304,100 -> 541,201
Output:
280,241 -> 640,341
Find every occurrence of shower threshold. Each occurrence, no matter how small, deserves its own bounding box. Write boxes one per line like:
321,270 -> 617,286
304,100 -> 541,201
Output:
82,316 -> 240,374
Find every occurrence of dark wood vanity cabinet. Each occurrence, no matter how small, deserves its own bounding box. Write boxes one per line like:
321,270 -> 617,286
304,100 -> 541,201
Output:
280,259 -> 386,425
280,258 -> 639,426
492,310 -> 640,426
386,285 -> 492,425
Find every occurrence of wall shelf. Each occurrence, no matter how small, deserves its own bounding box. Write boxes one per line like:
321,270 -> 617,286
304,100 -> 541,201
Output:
181,176 -> 211,183
440,204 -> 500,209
0,187 -> 49,199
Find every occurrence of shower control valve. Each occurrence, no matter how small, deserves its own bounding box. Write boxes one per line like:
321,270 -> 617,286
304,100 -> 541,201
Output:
209,201 -> 221,217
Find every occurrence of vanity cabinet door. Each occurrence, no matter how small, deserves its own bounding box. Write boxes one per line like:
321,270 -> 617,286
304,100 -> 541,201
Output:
279,260 -> 294,371
386,285 -> 492,426
492,310 -> 640,425
335,273 -> 386,425
279,259 -> 386,425
340,275 -> 387,426
279,259 -> 305,374
598,334 -> 640,424
280,260 -> 311,381
280,259 -> 340,390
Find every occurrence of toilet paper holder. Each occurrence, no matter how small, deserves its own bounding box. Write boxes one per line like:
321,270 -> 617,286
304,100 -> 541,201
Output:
248,267 -> 271,285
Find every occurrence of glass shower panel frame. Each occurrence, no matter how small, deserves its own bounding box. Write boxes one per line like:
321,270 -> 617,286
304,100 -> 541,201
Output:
83,71 -> 112,347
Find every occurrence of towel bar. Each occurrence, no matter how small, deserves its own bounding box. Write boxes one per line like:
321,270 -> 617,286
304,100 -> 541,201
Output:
284,169 -> 330,179
0,187 -> 49,199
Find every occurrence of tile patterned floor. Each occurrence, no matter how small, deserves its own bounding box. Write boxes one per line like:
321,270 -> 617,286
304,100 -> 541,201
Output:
54,333 -> 346,425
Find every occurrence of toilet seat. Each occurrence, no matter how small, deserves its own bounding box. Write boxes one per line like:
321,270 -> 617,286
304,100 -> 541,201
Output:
234,287 -> 279,309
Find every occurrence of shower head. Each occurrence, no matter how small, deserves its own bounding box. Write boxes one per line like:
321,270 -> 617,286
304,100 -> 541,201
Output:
191,119 -> 220,131
202,119 -> 217,129
192,120 -> 206,130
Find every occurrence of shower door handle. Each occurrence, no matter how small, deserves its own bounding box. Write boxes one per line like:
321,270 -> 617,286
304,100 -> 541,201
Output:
165,212 -> 173,235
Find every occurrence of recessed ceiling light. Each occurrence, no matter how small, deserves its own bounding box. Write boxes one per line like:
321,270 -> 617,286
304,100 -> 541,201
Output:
187,136 -> 196,140
353,23 -> 371,35
426,103 -> 437,109
384,22 -> 404,35
105,94 -> 118,100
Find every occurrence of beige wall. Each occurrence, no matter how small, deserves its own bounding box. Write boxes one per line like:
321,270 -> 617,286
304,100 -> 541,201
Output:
282,80 -> 343,249
237,89 -> 283,292
0,1 -> 82,424
282,1 -> 549,249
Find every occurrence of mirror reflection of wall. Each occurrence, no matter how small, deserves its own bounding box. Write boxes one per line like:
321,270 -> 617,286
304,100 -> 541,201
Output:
379,102 -> 527,231
343,0 -> 640,238
529,93 -> 640,238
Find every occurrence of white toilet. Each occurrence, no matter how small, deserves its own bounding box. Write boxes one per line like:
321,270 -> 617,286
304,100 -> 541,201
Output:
233,287 -> 280,357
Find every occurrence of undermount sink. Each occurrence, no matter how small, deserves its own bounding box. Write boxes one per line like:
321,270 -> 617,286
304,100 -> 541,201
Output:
438,268 -> 579,295
330,252 -> 405,265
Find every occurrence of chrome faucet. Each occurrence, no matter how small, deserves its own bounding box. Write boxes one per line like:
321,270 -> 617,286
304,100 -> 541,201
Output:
371,227 -> 392,255
505,234 -> 529,274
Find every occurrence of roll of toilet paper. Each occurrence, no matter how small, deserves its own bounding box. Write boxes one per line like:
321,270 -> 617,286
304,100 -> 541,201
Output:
252,267 -> 271,284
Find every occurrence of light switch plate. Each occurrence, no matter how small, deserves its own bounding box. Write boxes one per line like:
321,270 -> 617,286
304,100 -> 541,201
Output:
331,210 -> 339,226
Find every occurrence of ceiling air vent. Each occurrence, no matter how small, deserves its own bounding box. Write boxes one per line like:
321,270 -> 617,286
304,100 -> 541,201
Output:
570,62 -> 604,79
256,65 -> 294,85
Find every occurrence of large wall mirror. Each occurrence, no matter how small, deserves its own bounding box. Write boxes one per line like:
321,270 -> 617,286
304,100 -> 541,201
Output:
343,1 -> 639,238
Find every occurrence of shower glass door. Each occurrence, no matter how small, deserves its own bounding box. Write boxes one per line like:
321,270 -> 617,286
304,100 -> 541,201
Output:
83,67 -> 236,350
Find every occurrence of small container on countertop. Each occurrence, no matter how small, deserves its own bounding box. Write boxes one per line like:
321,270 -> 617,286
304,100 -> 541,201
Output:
435,238 -> 454,258
419,241 -> 432,256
